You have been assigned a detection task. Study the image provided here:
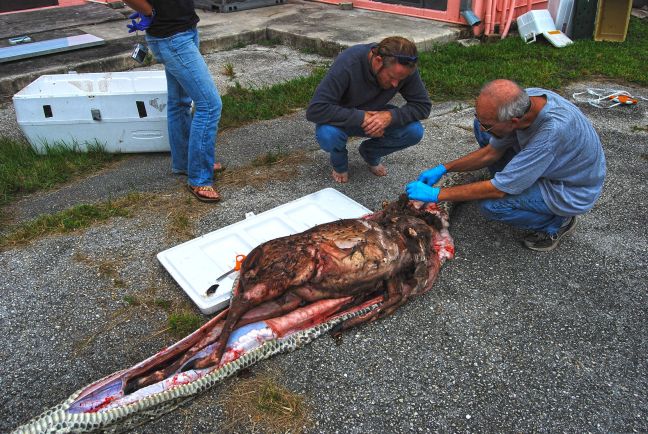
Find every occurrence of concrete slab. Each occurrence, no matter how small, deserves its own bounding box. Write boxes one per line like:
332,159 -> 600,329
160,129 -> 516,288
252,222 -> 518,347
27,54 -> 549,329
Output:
143,43 -> 331,93
0,3 -> 124,39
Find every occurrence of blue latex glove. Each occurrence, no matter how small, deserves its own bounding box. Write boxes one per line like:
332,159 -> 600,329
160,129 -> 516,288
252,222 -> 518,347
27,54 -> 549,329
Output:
418,164 -> 447,186
127,11 -> 155,33
406,181 -> 441,203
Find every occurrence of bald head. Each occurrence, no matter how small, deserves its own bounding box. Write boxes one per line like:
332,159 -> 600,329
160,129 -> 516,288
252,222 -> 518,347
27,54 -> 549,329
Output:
476,79 -> 531,122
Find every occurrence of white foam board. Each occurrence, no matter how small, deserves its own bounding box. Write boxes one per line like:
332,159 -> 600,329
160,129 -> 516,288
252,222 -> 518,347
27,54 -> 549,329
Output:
0,34 -> 104,63
157,188 -> 372,314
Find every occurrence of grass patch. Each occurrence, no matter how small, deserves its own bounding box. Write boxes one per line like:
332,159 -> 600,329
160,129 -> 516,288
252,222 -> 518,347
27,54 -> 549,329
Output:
420,17 -> 648,101
154,299 -> 172,310
251,148 -> 285,167
167,206 -> 194,241
168,311 -> 204,338
0,193 -> 143,250
257,38 -> 282,47
299,46 -> 320,55
123,295 -> 140,306
220,371 -> 311,434
220,68 -> 327,129
0,136 -> 117,209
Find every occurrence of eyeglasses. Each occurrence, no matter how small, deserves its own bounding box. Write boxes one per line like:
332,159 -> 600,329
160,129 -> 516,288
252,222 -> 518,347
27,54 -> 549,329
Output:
378,51 -> 418,66
474,113 -> 499,132
475,99 -> 532,132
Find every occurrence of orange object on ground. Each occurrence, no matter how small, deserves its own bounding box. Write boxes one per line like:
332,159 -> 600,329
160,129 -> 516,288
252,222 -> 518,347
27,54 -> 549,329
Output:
608,95 -> 638,105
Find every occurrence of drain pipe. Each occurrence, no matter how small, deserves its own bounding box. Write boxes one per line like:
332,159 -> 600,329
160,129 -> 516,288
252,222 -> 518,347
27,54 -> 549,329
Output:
483,0 -> 492,35
471,0 -> 485,35
500,0 -> 516,39
461,0 -> 482,27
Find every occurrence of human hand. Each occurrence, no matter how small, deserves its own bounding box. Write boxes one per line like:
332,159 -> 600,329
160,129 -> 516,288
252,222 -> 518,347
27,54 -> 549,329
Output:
127,11 -> 155,33
406,181 -> 440,203
361,111 -> 392,137
418,164 -> 447,186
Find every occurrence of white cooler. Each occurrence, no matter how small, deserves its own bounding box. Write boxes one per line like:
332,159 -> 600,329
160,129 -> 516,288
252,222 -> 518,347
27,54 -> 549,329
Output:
13,71 -> 170,154
517,9 -> 573,47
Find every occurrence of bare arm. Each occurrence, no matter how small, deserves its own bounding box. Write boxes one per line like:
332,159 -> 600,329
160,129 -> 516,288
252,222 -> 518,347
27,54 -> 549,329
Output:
122,0 -> 154,15
438,180 -> 506,202
444,144 -> 505,173
410,143 -> 508,203
438,145 -> 507,201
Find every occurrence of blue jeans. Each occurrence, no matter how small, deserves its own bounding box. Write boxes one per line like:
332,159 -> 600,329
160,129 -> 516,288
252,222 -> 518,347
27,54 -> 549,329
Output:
146,28 -> 222,187
473,119 -> 567,235
315,121 -> 424,173
473,118 -> 517,175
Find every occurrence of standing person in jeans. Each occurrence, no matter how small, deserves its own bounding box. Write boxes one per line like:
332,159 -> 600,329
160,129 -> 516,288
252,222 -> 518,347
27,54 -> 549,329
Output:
124,0 -> 222,202
306,36 -> 431,183
405,79 -> 606,252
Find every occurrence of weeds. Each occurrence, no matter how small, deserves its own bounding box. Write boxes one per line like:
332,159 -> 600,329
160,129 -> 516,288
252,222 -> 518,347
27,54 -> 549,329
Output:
167,208 -> 194,241
168,311 -> 204,338
0,136 -> 117,210
0,193 -> 143,250
220,370 -> 311,434
123,295 -> 140,306
257,38 -> 281,47
154,299 -> 172,310
251,148 -> 285,167
220,67 -> 327,130
299,46 -> 319,55
223,62 -> 236,79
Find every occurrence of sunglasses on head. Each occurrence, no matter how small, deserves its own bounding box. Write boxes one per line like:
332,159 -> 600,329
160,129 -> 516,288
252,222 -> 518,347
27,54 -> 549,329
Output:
377,51 -> 418,65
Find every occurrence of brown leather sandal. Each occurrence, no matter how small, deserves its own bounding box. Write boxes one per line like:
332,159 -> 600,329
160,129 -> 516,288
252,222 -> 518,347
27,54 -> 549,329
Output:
187,184 -> 221,203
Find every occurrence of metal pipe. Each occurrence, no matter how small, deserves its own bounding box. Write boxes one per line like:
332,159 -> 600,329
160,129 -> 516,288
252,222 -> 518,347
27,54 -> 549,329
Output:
460,0 -> 482,26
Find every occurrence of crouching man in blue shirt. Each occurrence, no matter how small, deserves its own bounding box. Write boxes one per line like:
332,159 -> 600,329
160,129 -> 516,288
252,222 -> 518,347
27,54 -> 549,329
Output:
306,36 -> 431,183
406,79 -> 606,252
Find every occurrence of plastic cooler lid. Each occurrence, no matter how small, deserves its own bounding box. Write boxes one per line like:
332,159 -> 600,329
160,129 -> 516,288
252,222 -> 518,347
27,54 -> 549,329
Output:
157,188 -> 372,314
13,70 -> 167,99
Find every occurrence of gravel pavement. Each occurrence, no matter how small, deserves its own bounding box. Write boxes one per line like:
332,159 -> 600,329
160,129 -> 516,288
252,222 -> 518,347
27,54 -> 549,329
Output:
1,43 -> 647,433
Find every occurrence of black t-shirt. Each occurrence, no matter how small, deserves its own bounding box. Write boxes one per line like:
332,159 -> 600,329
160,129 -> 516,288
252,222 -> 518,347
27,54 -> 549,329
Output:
146,0 -> 200,38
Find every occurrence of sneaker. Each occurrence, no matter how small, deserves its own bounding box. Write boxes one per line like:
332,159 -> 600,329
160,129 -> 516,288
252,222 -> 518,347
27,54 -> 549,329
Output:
523,217 -> 577,252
